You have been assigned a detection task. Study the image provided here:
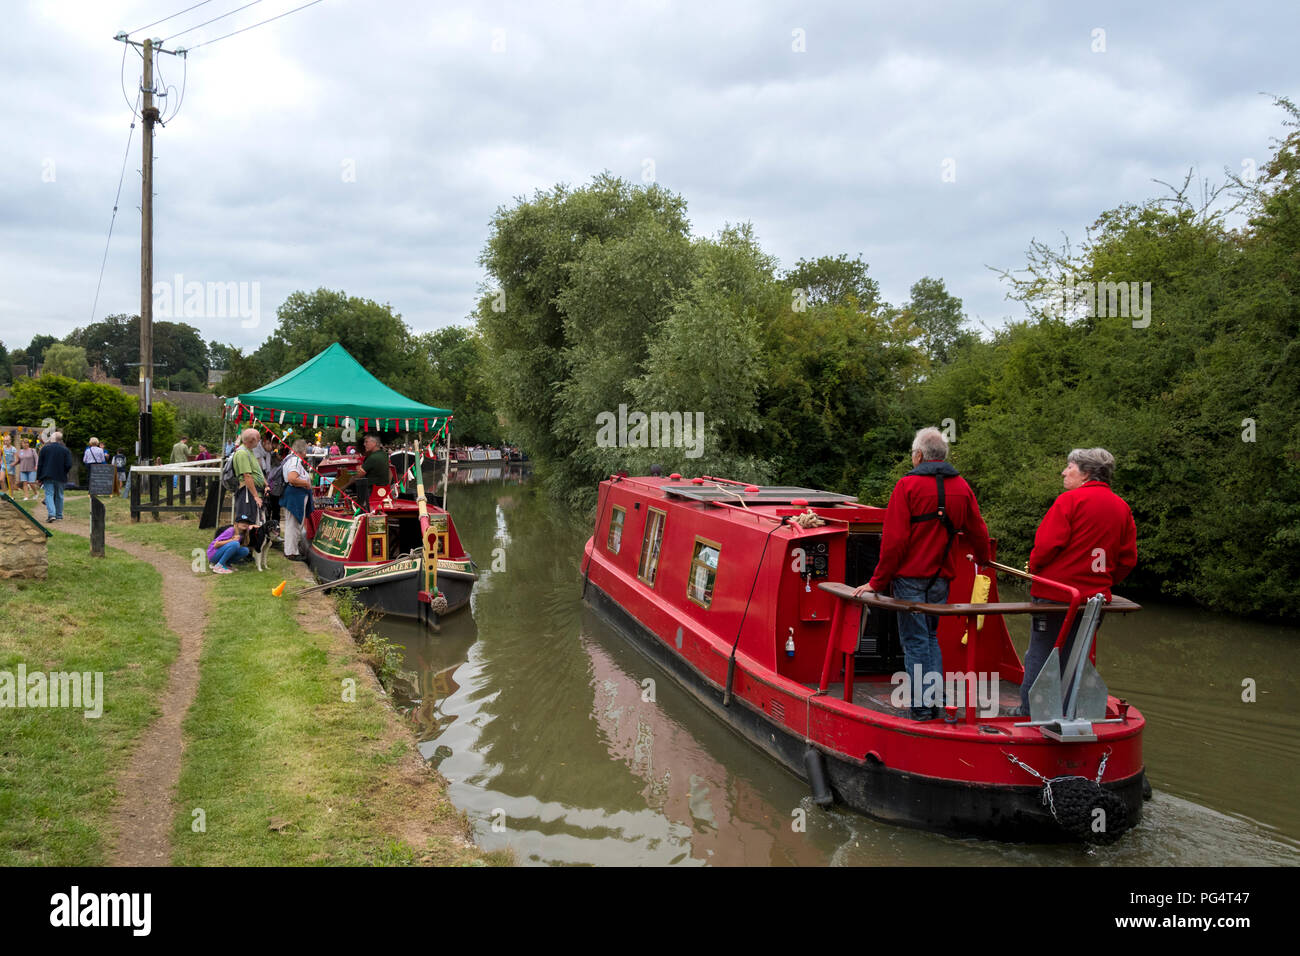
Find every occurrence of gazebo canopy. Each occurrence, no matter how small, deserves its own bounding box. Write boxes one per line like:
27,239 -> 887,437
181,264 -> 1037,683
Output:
224,343 -> 451,433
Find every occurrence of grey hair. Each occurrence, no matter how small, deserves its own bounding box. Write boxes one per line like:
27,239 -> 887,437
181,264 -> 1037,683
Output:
1069,447 -> 1116,483
241,427 -> 260,444
291,438 -> 308,456
52,431 -> 63,442
911,426 -> 949,461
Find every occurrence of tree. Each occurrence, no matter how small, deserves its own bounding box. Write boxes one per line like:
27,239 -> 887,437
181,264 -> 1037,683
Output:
475,173 -> 692,497
782,253 -> 880,310
213,347 -> 271,396
413,326 -> 502,445
207,340 -> 236,375
64,314 -> 136,380
176,409 -> 224,453
41,344 -> 89,380
65,314 -> 208,388
552,216 -> 697,487
0,341 -> 10,384
27,334 -> 58,367
263,289 -> 426,397
931,101 -> 1300,618
153,322 -> 208,391
626,240 -> 778,482
896,276 -> 973,365
761,300 -> 921,497
0,376 -> 175,461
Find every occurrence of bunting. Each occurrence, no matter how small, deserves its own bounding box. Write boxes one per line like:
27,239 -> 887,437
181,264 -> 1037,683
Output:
224,402 -> 449,434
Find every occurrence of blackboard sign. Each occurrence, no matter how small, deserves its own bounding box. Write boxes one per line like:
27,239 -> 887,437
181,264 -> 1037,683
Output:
88,462 -> 116,496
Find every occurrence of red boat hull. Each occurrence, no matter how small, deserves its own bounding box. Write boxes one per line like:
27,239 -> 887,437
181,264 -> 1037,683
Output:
585,579 -> 1144,841
581,475 -> 1147,842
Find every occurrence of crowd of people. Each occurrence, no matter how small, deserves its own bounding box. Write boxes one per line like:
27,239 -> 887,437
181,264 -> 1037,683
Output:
1,431 -> 108,521
864,426 -> 1137,721
207,427 -> 394,572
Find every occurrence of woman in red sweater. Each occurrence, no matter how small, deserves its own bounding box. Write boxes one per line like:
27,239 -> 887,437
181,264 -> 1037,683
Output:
1015,448 -> 1137,714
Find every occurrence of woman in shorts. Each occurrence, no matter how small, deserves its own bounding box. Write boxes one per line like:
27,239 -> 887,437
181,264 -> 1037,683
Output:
17,439 -> 39,499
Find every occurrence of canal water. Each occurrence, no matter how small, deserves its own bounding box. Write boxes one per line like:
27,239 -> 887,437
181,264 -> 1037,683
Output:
381,478 -> 1300,866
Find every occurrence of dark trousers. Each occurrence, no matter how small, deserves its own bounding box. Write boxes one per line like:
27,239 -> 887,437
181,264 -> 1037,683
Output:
1021,597 -> 1085,707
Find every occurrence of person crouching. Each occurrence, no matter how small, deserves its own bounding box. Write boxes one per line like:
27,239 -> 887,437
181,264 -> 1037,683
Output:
208,518 -> 255,574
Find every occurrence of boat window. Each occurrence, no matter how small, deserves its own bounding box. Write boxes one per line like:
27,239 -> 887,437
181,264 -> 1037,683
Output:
607,506 -> 626,554
687,538 -> 720,608
637,508 -> 667,586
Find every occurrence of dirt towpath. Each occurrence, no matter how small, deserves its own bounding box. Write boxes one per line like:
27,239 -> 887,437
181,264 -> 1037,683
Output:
57,510 -> 212,866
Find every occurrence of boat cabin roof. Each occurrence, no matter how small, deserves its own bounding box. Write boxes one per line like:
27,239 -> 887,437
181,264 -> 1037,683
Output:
612,475 -> 883,528
662,484 -> 858,505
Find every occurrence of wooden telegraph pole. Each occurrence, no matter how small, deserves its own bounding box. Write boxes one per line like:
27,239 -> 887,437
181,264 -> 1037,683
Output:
114,32 -> 186,463
139,37 -> 156,464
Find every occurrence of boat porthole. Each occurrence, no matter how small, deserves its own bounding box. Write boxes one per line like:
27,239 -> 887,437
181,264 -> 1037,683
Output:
675,627 -> 683,649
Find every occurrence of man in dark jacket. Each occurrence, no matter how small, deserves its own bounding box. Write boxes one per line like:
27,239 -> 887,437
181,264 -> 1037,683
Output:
37,431 -> 74,522
863,427 -> 991,720
355,433 -> 390,509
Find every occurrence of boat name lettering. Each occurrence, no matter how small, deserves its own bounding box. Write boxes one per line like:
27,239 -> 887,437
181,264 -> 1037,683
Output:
318,518 -> 353,545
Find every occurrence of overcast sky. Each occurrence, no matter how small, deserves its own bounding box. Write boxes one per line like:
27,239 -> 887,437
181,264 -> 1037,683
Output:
2,0 -> 1295,355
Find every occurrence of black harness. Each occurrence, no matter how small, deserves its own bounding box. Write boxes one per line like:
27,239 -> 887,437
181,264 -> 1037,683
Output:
909,473 -> 959,591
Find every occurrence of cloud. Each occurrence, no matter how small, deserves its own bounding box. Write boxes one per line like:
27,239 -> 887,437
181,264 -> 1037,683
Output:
0,0 -> 1295,352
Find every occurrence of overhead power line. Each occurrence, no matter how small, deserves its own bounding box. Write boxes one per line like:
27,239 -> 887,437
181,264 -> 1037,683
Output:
119,40 -> 142,118
129,0 -> 215,36
187,0 -> 327,51
90,96 -> 142,325
163,0 -> 263,42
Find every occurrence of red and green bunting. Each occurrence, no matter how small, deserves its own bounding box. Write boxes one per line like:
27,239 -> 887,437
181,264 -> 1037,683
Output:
227,403 -> 452,436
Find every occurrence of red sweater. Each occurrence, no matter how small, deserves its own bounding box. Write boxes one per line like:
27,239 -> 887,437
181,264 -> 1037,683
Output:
869,463 -> 991,590
1029,481 -> 1137,600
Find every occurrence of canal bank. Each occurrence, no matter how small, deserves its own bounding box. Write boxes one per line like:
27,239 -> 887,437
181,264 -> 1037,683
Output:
0,492 -> 504,866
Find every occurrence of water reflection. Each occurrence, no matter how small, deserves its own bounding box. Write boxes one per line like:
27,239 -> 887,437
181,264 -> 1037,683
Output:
379,481 -> 1300,866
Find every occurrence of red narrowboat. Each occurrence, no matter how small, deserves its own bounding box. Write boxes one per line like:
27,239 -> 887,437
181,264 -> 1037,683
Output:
303,451 -> 478,627
222,343 -> 479,627
582,474 -> 1148,842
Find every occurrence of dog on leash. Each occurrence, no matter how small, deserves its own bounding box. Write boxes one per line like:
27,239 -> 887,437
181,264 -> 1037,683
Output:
248,523 -> 272,571
231,501 -> 274,572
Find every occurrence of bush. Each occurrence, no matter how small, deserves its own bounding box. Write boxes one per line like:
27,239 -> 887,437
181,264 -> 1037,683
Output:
0,376 -> 175,460
332,590 -> 402,689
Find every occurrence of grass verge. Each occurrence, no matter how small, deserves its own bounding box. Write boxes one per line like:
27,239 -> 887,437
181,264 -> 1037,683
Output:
0,535 -> 176,864
166,524 -> 504,865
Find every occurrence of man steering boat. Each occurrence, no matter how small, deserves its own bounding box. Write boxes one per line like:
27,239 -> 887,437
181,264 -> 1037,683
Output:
350,432 -> 391,509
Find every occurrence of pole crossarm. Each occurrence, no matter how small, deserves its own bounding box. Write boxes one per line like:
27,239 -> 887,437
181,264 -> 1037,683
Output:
114,33 -> 189,57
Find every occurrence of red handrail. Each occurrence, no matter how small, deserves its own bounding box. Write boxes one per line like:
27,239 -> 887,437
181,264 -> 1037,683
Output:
814,564 -> 1086,721
986,560 -> 1082,654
